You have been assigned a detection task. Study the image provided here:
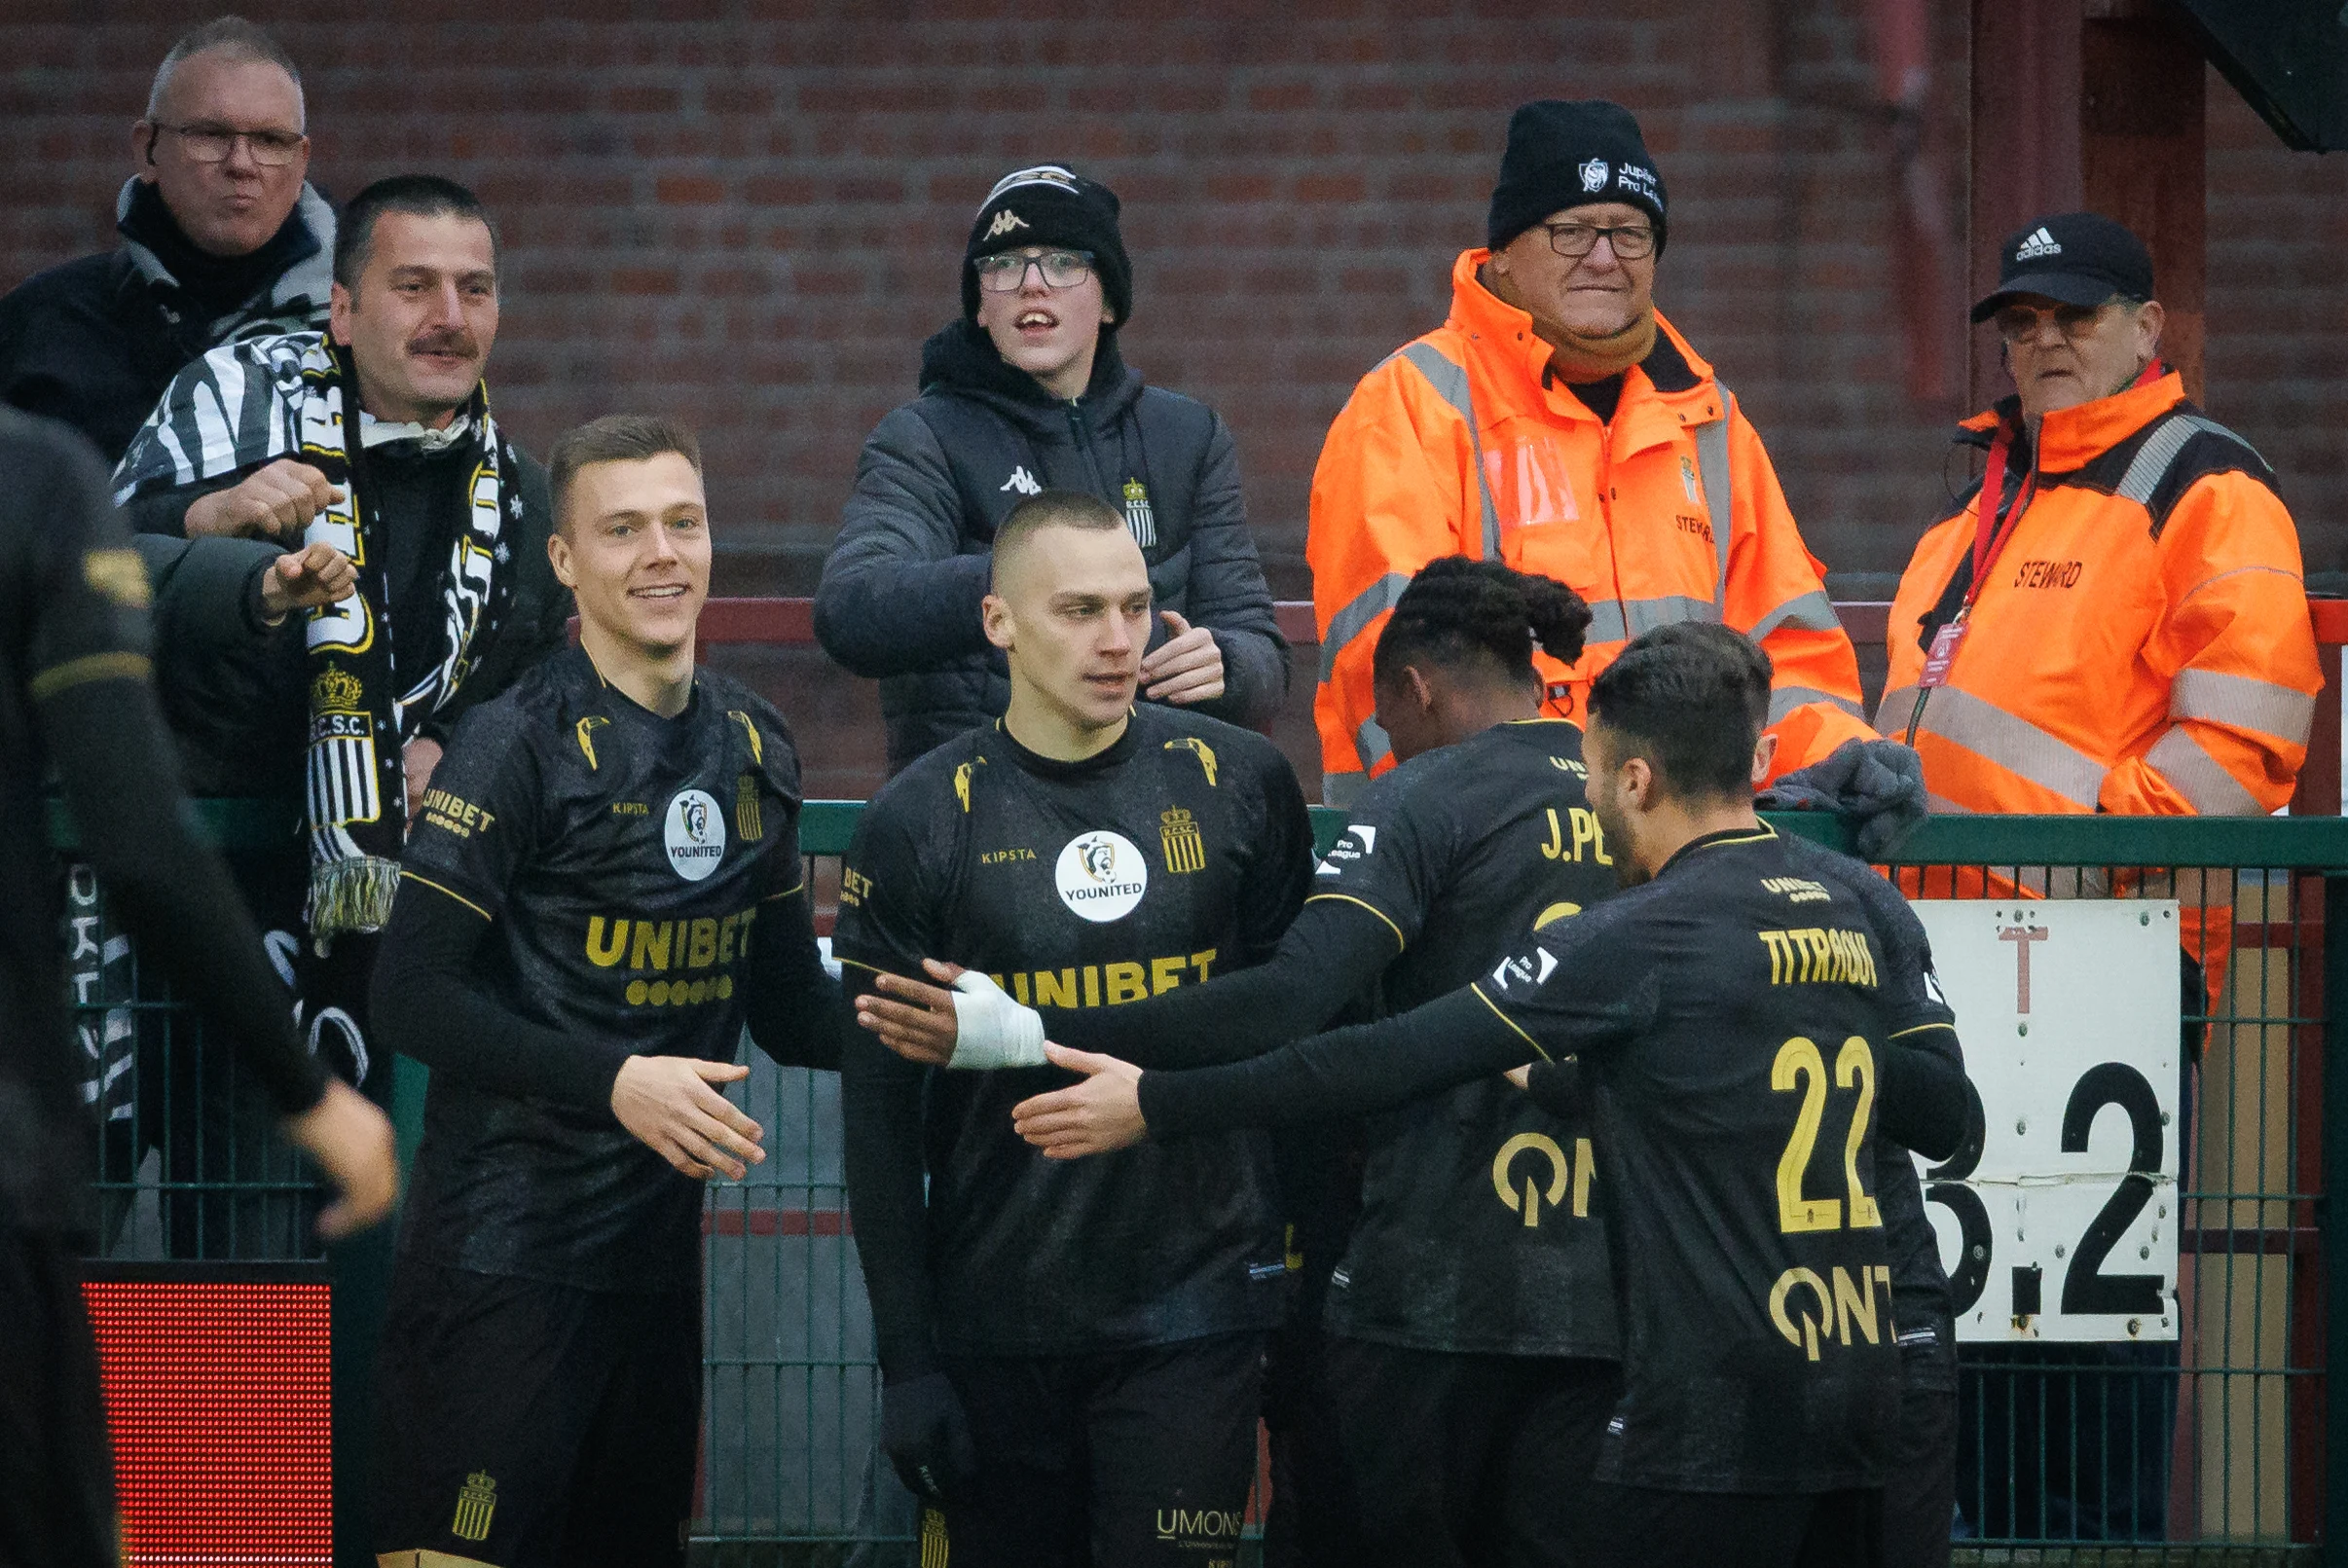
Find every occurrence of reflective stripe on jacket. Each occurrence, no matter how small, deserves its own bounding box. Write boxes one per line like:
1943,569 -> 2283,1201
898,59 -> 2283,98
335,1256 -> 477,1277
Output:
1307,249 -> 1868,803
1880,373 -> 2318,821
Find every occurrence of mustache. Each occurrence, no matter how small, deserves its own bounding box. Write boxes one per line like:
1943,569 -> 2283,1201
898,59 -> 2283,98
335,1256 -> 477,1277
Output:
407,330 -> 480,358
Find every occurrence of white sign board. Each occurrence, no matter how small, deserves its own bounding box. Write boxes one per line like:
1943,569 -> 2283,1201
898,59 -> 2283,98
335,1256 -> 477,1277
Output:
1909,901 -> 2182,1343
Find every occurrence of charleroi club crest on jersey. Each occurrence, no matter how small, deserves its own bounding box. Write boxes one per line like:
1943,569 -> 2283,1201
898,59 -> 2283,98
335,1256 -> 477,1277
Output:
1160,806 -> 1205,874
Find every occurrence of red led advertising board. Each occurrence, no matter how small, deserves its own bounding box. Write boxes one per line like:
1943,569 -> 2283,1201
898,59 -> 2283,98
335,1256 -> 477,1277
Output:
83,1271 -> 333,1565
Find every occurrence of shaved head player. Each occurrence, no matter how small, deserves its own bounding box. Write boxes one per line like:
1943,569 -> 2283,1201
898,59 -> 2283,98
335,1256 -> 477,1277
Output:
836,490 -> 1315,1568
1013,625 -> 1971,1568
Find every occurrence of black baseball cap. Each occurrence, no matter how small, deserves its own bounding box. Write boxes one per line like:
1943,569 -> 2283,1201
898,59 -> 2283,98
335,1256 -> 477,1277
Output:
1970,211 -> 2155,323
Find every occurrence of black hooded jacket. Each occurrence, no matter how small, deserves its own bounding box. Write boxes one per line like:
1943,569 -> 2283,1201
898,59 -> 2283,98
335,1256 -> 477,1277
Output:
815,320 -> 1288,773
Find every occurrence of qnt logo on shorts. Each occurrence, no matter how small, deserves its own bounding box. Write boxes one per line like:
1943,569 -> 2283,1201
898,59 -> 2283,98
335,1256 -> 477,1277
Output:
665,788 -> 726,882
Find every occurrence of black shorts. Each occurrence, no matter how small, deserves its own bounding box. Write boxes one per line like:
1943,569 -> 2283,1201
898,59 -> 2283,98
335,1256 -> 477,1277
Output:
936,1331 -> 1266,1568
1581,1482 -> 1883,1568
0,1226 -> 116,1568
372,1258 -> 701,1568
1881,1380 -> 1956,1568
1324,1335 -> 1621,1568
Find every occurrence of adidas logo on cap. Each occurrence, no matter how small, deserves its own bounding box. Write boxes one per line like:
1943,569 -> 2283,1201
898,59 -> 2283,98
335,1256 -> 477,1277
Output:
2014,227 -> 2062,261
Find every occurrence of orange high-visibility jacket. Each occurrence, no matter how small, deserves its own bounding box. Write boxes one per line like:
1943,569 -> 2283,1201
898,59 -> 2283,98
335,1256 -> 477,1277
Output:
1880,373 -> 2320,987
1881,372 -> 2318,821
1308,250 -> 1871,804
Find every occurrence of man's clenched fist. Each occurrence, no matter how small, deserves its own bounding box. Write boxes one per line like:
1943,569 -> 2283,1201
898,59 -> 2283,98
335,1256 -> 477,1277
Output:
184,458 -> 344,543
256,541 -> 358,623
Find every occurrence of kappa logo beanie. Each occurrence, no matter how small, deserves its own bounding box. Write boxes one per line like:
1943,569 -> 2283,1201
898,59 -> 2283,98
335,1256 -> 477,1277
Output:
962,164 -> 1133,326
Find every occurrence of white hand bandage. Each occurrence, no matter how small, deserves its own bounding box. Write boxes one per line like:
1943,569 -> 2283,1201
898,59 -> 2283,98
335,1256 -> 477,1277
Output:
945,971 -> 1047,1070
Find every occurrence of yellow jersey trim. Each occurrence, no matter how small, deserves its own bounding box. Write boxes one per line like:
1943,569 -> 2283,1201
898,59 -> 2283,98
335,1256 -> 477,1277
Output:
1303,892 -> 1407,952
1469,982 -> 1551,1061
400,870 -> 491,923
29,650 -> 151,701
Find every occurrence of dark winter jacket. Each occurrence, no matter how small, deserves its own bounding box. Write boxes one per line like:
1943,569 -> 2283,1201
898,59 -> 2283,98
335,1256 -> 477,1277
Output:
0,181 -> 336,464
123,435 -> 571,769
816,320 -> 1288,773
128,533 -> 308,799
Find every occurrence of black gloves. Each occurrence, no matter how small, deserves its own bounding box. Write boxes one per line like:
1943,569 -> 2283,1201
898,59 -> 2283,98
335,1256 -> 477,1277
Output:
881,1368 -> 977,1503
1756,739 -> 1928,859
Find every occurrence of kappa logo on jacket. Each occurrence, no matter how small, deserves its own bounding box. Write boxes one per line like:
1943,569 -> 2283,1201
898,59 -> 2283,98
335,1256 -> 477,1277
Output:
1000,465 -> 1044,496
2014,227 -> 2062,261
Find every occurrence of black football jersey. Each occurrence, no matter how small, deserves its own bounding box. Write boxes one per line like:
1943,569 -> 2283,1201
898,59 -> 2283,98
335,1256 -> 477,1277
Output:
395,645 -> 808,1292
1309,719 -> 1621,1358
835,706 -> 1314,1355
1473,825 -> 1951,1493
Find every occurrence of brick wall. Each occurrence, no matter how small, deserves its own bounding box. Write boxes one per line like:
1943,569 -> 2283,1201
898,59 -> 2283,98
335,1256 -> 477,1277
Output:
3,3 -> 2338,657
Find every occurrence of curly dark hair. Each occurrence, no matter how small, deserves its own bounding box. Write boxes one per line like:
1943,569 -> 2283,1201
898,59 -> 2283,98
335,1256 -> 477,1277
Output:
1370,556 -> 1593,690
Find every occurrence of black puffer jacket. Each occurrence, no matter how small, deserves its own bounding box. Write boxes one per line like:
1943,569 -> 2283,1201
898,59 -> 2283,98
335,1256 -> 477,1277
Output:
816,320 -> 1287,773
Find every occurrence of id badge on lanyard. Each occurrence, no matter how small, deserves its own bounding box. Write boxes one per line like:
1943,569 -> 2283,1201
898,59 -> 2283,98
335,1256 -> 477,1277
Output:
1921,423 -> 2034,690
1918,614 -> 1968,690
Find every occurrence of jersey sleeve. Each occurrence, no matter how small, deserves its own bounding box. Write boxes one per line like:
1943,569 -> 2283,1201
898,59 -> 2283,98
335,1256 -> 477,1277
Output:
398,705 -> 546,922
1302,762 -> 1446,953
1814,848 -> 1968,1159
22,423 -> 152,702
741,788 -> 852,1073
1233,738 -> 1316,966
1468,893 -> 1662,1065
829,788 -> 939,984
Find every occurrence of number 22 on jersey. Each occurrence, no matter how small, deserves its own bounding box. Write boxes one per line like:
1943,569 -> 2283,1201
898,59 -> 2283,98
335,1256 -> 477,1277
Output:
1773,1035 -> 1882,1234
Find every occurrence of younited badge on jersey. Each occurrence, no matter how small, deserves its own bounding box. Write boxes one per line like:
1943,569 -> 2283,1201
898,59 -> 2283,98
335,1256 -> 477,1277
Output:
665,789 -> 726,882
1056,830 -> 1148,923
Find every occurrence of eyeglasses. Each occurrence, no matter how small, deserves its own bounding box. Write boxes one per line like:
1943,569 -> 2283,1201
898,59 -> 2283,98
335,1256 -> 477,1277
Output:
1992,300 -> 2123,345
151,122 -> 307,166
973,250 -> 1095,293
1541,221 -> 1657,261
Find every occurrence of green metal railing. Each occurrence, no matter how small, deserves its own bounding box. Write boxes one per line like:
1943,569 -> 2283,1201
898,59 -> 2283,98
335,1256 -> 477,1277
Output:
64,802 -> 2348,1566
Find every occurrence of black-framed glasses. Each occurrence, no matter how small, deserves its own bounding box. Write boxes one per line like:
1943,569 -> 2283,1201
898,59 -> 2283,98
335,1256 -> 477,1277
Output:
151,122 -> 307,166
1541,221 -> 1656,261
1992,299 -> 2122,346
973,249 -> 1095,293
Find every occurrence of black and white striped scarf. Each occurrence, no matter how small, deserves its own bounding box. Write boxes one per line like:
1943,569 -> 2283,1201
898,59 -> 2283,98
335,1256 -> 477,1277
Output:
115,330 -> 519,946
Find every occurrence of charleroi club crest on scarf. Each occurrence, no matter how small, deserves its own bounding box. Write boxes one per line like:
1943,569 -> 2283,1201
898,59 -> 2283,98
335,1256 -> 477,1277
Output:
115,330 -> 520,948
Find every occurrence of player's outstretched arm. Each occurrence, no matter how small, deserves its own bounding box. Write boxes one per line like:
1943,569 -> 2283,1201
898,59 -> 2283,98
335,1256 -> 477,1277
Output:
371,878 -> 766,1180
740,882 -> 853,1073
26,420 -> 396,1237
858,896 -> 1401,1070
1013,984 -> 1537,1156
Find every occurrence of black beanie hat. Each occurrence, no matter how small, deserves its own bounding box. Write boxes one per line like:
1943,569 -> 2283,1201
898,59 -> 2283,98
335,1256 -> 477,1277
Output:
962,164 -> 1132,327
1486,100 -> 1669,255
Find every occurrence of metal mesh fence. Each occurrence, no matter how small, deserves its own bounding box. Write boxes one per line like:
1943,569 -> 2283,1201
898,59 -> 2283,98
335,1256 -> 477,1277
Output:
65,806 -> 2348,1564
